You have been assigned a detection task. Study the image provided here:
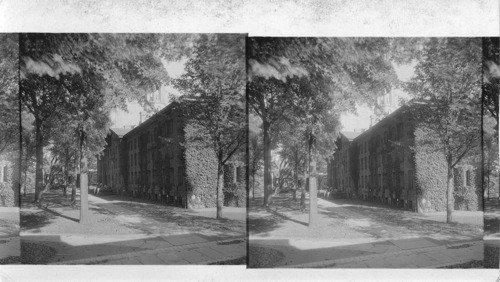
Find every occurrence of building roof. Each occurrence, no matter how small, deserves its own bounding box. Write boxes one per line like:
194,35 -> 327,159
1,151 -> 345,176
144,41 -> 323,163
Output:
352,104 -> 410,141
123,101 -> 181,138
110,128 -> 132,138
340,131 -> 362,141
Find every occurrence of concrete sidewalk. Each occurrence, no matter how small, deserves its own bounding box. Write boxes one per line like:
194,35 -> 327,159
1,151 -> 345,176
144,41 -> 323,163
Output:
23,233 -> 246,265
275,238 -> 483,268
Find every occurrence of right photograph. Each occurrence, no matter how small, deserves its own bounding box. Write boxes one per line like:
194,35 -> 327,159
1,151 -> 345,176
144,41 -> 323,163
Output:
247,37 -> 492,268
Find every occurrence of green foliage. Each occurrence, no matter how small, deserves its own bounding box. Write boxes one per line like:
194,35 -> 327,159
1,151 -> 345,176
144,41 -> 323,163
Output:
483,37 -> 499,129
405,38 -> 481,166
0,34 -> 19,154
175,34 -> 246,166
223,182 -> 246,207
405,38 -> 482,218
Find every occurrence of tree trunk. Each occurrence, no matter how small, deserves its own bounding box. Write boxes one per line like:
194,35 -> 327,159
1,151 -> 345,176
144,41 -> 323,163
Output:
300,164 -> 306,208
34,117 -> 44,203
71,170 -> 76,202
216,160 -> 224,219
446,159 -> 454,223
23,166 -> 27,197
252,174 -> 256,200
487,171 -> 490,200
79,132 -> 89,224
263,119 -> 273,206
63,147 -> 69,197
293,149 -> 298,201
308,133 -> 318,227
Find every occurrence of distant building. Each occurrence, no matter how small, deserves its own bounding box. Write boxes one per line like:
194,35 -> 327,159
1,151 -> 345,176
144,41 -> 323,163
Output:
97,101 -> 245,208
328,105 -> 481,212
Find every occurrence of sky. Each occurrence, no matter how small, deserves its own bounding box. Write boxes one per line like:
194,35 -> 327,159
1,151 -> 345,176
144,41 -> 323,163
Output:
110,58 -> 417,132
340,62 -> 417,132
110,59 -> 187,128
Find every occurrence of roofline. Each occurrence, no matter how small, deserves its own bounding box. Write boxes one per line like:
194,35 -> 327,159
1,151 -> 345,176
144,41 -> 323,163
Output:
339,131 -> 360,141
352,104 -> 409,142
122,101 -> 180,139
109,128 -> 131,138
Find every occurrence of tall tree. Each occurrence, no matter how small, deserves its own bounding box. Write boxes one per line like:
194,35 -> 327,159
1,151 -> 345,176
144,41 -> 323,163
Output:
482,38 -> 499,201
174,34 -> 246,219
249,113 -> 264,200
405,38 -> 482,223
483,37 -> 499,129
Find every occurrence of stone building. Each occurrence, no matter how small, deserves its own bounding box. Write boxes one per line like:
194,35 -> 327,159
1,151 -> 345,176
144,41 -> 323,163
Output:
327,105 -> 481,212
97,101 -> 246,209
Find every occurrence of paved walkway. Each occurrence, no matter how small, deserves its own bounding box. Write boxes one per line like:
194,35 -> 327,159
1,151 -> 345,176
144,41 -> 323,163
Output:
0,207 -> 20,260
21,190 -> 246,265
249,194 -> 483,268
252,237 -> 482,268
483,198 -> 500,268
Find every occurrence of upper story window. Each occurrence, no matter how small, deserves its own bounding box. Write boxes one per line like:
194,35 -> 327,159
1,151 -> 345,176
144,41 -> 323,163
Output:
166,120 -> 173,137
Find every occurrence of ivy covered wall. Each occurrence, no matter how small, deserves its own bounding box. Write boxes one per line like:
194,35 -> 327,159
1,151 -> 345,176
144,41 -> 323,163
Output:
413,126 -> 481,212
414,126 -> 448,212
184,122 -> 218,208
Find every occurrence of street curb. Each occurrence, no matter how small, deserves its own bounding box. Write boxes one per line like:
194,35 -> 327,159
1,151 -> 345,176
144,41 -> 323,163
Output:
48,237 -> 247,265
275,240 -> 483,268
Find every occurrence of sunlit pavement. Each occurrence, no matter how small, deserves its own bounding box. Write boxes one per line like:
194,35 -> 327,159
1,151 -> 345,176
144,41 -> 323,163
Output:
22,233 -> 246,265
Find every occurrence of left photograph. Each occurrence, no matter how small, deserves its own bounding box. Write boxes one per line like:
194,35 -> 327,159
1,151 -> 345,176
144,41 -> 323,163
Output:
0,33 -> 20,264
19,34 -> 247,265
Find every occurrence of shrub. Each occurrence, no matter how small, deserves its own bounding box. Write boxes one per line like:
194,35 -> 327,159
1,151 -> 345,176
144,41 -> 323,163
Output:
453,165 -> 481,211
223,182 -> 246,207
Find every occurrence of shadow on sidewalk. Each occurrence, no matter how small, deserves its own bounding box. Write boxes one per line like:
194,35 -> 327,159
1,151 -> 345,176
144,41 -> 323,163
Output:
484,199 -> 500,237
249,237 -> 483,268
21,189 -> 245,238
22,232 -> 243,265
484,240 -> 500,269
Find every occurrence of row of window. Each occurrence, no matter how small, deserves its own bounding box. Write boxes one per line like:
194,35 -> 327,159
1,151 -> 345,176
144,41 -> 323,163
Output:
129,166 -> 184,187
128,120 -> 177,151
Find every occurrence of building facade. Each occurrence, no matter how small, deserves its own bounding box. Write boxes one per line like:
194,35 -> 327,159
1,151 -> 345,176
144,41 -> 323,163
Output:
328,106 -> 481,212
97,102 -> 246,209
